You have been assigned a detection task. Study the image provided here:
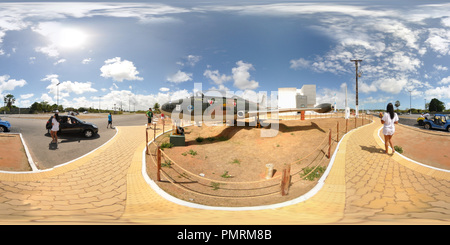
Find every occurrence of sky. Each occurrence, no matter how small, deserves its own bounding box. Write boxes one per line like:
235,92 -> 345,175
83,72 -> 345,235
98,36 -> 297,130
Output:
1,0 -> 450,111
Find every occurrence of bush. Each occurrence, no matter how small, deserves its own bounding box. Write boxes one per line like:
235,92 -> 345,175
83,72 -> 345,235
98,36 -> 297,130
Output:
394,145 -> 403,154
160,142 -> 174,150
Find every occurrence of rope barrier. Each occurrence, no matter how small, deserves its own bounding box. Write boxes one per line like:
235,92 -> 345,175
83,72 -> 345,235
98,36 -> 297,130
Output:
145,114 -> 373,200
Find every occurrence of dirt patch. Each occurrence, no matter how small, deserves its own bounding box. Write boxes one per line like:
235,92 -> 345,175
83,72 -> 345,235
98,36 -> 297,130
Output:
146,117 -> 369,207
0,134 -> 31,171
379,124 -> 450,170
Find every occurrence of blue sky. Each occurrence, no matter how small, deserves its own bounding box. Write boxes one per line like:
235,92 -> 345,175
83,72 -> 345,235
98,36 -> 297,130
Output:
1,0 -> 450,111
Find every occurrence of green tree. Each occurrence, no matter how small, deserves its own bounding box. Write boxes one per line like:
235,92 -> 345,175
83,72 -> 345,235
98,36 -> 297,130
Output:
3,94 -> 15,110
394,100 -> 400,112
429,98 -> 445,112
153,102 -> 161,113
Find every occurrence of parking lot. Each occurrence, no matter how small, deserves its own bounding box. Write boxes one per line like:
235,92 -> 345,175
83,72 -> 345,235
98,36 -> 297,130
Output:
3,113 -> 148,169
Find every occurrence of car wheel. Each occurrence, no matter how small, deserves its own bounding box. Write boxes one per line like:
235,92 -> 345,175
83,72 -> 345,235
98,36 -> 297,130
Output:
84,129 -> 94,138
447,126 -> 450,132
0,126 -> 6,132
418,120 -> 423,126
424,123 -> 431,130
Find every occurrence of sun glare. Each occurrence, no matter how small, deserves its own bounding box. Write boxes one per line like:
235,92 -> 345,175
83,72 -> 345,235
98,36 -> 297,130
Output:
58,28 -> 87,48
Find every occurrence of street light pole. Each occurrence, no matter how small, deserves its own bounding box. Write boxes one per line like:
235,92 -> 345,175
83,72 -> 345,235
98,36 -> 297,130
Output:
56,82 -> 61,108
406,89 -> 412,114
350,59 -> 362,118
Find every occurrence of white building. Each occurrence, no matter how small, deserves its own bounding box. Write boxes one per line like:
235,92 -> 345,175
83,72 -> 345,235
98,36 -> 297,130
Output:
278,85 -> 316,111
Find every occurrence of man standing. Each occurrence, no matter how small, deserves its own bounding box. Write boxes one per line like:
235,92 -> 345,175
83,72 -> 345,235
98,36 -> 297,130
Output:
146,108 -> 153,128
107,113 -> 113,129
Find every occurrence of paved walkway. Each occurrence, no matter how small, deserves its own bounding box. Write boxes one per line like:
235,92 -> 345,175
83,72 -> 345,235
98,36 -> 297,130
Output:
0,121 -> 449,224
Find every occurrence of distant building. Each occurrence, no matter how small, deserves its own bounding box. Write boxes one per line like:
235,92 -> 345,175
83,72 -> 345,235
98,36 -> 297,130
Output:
278,85 -> 316,110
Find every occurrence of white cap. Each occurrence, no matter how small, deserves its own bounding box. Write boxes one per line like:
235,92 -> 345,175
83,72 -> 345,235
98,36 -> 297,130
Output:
55,110 -> 59,113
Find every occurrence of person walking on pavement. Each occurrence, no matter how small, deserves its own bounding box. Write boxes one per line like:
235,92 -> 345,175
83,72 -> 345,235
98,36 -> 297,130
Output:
146,108 -> 153,128
107,112 -> 113,129
50,112 -> 60,144
379,103 -> 399,154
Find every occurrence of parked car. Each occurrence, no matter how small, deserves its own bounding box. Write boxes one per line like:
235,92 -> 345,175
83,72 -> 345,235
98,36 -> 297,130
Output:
423,114 -> 450,132
46,115 -> 98,138
0,117 -> 11,132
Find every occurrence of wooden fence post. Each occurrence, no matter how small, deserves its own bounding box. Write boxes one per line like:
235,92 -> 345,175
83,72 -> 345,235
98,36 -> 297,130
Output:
146,128 -> 149,155
157,146 -> 161,182
346,119 -> 348,133
337,121 -> 340,142
328,128 -> 332,158
281,164 -> 291,196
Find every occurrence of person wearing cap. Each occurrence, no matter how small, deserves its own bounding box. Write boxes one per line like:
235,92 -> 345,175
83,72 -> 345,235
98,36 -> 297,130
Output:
146,108 -> 153,128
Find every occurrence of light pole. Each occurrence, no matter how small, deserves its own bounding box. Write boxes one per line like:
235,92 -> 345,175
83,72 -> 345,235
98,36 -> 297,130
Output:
406,89 -> 412,114
350,59 -> 362,118
56,82 -> 61,108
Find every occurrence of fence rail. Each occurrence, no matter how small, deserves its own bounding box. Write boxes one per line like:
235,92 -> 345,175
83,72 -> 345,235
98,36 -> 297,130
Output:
145,114 -> 373,201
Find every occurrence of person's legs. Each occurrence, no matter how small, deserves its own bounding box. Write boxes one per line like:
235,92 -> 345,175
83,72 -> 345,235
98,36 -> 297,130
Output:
384,134 -> 389,153
389,134 -> 395,154
51,131 -> 56,143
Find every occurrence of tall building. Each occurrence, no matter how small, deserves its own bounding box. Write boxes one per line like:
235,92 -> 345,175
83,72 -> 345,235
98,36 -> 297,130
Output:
278,85 -> 316,110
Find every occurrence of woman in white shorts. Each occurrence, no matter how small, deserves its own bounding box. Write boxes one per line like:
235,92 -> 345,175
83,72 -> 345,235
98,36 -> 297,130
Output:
379,103 -> 399,154
51,113 -> 60,144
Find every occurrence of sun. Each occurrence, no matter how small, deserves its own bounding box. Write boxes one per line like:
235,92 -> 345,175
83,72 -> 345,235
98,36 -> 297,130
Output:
57,28 -> 87,48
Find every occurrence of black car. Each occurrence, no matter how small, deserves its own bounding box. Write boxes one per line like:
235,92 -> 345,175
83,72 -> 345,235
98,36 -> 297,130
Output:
46,115 -> 99,138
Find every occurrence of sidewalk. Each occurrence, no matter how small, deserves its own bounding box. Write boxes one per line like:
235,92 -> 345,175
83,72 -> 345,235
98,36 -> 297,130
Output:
0,121 -> 449,224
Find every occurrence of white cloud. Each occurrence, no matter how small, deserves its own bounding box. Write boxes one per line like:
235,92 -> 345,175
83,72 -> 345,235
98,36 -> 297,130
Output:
20,93 -> 34,99
426,28 -> 450,56
359,81 -> 377,93
178,55 -> 201,67
289,58 -> 310,70
203,69 -> 232,87
41,74 -> 97,102
82,58 -> 92,64
373,77 -> 408,94
434,64 -> 448,71
0,75 -> 27,94
35,45 -> 59,57
425,85 -> 450,100
232,60 -> 259,90
40,93 -> 54,104
100,57 -> 143,82
53,58 -> 66,65
439,76 -> 450,85
159,87 -> 170,92
166,70 -> 192,83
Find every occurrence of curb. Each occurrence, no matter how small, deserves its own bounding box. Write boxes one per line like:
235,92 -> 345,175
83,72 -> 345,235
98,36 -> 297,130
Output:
141,119 -> 374,211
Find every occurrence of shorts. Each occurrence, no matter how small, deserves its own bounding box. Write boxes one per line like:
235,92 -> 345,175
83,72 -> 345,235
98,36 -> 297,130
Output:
148,117 -> 152,124
383,127 -> 395,136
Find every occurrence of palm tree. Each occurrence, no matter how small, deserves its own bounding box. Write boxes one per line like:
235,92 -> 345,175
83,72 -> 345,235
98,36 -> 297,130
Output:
395,100 -> 400,112
153,102 -> 161,114
3,94 -> 15,110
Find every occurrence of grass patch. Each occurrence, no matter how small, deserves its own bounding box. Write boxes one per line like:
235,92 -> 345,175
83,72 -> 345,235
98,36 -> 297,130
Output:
195,137 -> 204,143
394,145 -> 403,154
182,149 -> 198,156
211,182 -> 221,190
220,171 -> 232,178
300,166 -> 326,181
230,158 -> 240,165
160,142 -> 174,150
